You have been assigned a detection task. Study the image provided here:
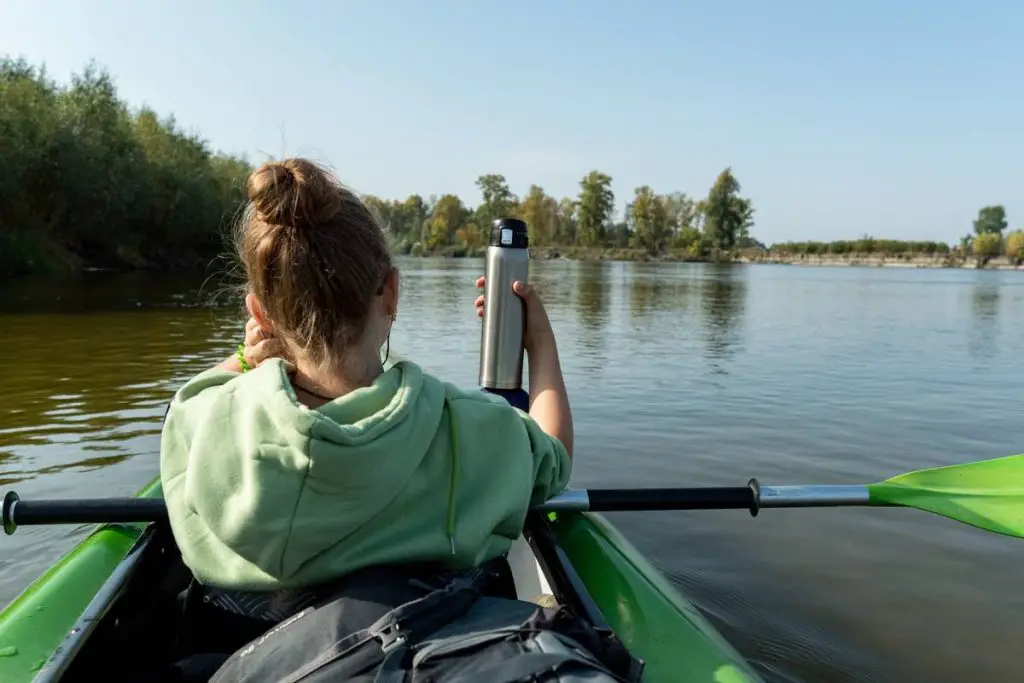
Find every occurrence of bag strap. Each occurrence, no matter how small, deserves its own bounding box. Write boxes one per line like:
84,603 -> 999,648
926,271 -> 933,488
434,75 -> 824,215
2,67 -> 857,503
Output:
413,625 -> 633,683
370,576 -> 481,652
445,650 -> 628,683
273,577 -> 482,683
364,577 -> 483,683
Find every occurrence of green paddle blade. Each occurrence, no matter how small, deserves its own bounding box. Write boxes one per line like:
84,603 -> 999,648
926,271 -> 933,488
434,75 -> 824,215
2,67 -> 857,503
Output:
867,454 -> 1024,538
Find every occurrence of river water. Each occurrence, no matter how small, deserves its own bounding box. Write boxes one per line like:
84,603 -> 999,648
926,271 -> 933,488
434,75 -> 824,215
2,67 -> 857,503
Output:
1,258 -> 1022,682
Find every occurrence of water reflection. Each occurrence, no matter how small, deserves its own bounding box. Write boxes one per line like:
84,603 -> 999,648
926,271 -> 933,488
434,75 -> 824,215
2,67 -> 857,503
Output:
626,263 -> 697,320
623,263 -> 748,373
574,262 -> 611,367
416,258 -> 471,316
969,277 -> 1001,360
699,264 -> 748,371
0,302 -> 238,485
0,269 -> 236,314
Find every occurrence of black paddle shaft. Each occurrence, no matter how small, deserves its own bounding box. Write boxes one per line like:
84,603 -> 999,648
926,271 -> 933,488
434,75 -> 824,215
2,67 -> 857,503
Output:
0,480 -> 764,535
586,482 -> 761,514
2,492 -> 168,534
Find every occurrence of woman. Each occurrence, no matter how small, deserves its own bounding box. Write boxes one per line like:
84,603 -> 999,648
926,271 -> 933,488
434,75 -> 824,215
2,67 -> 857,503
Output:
160,158 -> 573,591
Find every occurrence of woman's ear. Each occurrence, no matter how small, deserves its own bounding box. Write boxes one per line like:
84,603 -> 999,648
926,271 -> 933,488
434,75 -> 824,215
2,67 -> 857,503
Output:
245,293 -> 274,335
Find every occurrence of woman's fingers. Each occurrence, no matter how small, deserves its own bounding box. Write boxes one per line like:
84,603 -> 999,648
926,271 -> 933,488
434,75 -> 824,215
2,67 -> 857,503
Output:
245,326 -> 263,347
247,338 -> 284,366
475,276 -> 485,288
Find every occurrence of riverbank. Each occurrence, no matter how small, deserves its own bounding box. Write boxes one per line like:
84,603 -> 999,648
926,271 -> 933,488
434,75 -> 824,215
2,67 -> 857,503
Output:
519,247 -> 1022,270
739,251 -> 1022,270
4,246 -> 1021,284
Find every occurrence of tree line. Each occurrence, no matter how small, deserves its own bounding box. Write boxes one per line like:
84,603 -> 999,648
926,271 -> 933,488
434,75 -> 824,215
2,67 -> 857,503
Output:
0,57 -> 251,278
769,206 -> 1022,265
362,167 -> 759,260
0,58 -> 760,279
2,57 -> 1018,280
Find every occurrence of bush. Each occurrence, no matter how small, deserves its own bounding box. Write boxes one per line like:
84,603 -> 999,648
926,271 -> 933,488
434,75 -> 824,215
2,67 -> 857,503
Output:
1005,231 -> 1024,263
0,57 -> 251,279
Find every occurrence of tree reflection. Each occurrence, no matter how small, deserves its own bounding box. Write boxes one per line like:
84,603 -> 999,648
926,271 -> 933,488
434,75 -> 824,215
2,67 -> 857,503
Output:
573,261 -> 611,372
0,271 -> 239,484
700,264 -> 749,371
969,276 -> 1001,360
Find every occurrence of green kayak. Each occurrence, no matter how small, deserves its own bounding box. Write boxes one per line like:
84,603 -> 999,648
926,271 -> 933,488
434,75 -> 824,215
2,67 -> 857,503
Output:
0,476 -> 760,682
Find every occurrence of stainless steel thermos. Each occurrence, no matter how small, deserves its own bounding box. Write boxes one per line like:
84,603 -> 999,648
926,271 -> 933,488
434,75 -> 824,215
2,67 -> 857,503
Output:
479,218 -> 530,394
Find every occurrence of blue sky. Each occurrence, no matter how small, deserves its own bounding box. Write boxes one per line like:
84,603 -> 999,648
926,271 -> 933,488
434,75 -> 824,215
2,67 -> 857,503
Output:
1,0 -> 1020,244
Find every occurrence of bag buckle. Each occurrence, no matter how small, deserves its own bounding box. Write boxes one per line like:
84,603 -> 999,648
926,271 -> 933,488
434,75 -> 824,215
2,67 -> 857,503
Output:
377,621 -> 407,653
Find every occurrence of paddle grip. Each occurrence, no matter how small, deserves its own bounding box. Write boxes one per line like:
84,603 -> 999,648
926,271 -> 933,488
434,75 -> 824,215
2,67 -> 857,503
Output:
2,491 -> 168,535
586,482 -> 761,515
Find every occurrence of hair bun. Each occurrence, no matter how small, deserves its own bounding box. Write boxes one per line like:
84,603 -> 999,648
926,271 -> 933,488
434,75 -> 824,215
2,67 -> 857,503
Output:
246,158 -> 334,228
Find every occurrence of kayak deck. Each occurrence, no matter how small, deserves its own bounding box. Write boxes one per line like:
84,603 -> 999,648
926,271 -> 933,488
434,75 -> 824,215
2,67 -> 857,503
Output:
0,480 -> 760,683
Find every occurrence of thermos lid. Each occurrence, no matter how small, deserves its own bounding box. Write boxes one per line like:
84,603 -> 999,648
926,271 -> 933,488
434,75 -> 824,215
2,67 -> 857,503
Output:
489,218 -> 529,249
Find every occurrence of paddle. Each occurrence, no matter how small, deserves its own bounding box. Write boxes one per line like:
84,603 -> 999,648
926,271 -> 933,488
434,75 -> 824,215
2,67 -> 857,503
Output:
562,453 -> 1024,539
3,454 -> 1021,538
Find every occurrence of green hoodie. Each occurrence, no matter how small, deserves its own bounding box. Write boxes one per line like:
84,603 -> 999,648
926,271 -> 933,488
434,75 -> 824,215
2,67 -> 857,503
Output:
159,358 -> 571,590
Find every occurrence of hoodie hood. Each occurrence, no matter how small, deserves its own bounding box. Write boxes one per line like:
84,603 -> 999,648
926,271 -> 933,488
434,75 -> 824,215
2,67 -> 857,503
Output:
160,358 -> 450,587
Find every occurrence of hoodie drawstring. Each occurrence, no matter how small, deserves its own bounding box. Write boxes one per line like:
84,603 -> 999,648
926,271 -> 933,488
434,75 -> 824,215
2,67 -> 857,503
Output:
445,397 -> 459,556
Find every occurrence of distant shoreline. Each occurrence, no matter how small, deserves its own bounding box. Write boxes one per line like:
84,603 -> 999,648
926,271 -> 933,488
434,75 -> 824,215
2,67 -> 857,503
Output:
5,248 -> 1021,284
408,246 -> 1023,271
738,252 -> 1021,271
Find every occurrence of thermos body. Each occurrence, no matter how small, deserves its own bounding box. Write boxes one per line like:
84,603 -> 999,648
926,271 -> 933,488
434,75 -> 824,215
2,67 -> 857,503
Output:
479,218 -> 530,391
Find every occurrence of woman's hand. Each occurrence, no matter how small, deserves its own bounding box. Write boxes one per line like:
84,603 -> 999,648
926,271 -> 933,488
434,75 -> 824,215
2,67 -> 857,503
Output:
242,317 -> 286,368
474,276 -> 572,457
474,276 -> 555,354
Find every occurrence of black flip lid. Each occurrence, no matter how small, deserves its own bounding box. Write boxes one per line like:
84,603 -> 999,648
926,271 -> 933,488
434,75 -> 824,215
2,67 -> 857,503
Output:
489,217 -> 529,248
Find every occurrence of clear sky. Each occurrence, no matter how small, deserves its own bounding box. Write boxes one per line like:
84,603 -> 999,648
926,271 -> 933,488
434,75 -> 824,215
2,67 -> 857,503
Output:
1,0 -> 1021,244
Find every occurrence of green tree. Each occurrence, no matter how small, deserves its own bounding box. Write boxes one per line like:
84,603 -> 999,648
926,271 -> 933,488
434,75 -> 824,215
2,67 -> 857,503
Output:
974,205 -> 1008,236
0,57 -> 251,279
475,174 -> 517,240
972,232 -> 1003,264
517,185 -> 559,246
701,168 -> 754,252
1004,230 -> 1024,263
628,186 -> 671,255
663,192 -> 698,239
576,171 -> 614,247
395,194 -> 428,246
555,197 -> 577,244
424,194 -> 469,250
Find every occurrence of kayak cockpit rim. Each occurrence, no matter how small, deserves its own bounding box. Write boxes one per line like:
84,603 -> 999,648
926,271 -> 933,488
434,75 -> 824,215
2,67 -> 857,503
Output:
521,511 -> 613,631
27,513 -> 625,681
32,524 -> 157,683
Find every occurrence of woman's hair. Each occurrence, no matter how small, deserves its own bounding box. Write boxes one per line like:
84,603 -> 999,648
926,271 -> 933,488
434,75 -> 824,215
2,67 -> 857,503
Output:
235,158 -> 392,368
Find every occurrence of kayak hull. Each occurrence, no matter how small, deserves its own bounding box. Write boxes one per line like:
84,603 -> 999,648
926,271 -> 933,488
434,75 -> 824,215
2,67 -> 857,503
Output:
551,511 -> 759,682
0,479 -> 161,683
0,479 -> 759,682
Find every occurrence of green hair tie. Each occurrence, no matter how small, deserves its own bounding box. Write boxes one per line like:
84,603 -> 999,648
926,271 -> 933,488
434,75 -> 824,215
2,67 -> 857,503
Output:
236,344 -> 251,373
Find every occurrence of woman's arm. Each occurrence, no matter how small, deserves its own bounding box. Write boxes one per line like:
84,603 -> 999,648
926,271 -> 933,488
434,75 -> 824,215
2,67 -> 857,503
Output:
510,280 -> 573,458
525,332 -> 573,458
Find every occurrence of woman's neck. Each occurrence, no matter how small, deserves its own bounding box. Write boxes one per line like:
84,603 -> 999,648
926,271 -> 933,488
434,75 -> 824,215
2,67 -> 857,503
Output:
290,349 -> 383,401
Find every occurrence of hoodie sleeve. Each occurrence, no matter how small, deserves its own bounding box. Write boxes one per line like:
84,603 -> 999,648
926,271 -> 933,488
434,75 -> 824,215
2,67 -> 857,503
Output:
516,409 -> 572,506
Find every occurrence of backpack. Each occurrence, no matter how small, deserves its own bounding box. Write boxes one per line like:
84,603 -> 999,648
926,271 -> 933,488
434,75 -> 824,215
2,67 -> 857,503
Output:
207,562 -> 644,683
